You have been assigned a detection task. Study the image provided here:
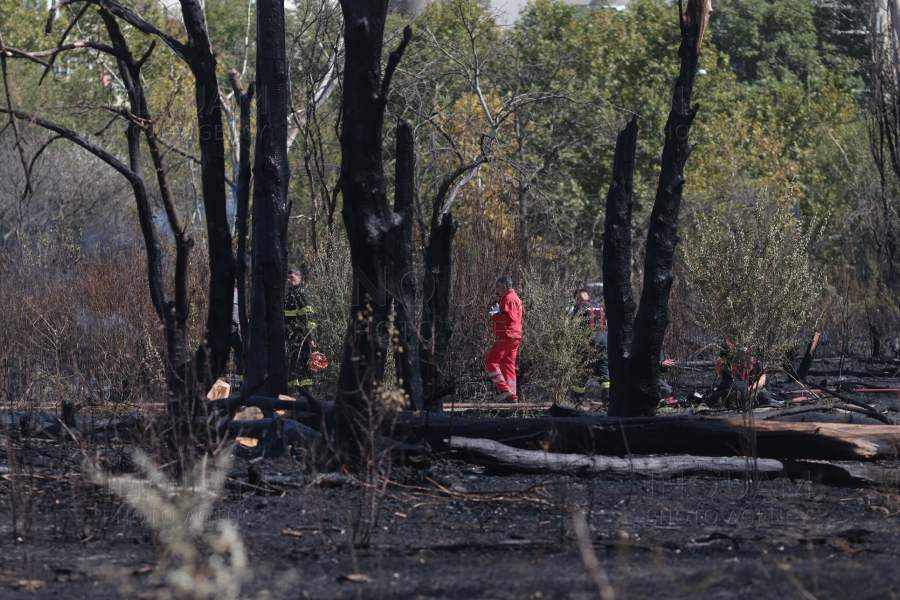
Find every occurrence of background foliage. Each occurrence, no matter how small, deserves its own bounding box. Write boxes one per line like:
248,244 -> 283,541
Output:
0,0 -> 896,402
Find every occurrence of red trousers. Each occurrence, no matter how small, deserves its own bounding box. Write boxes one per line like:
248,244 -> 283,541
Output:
485,337 -> 520,400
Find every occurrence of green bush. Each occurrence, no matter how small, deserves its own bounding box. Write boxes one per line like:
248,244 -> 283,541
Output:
683,195 -> 825,365
305,227 -> 353,391
516,267 -> 592,404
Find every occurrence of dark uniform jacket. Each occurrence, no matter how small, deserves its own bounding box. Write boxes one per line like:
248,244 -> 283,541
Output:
571,300 -> 606,347
284,285 -> 316,348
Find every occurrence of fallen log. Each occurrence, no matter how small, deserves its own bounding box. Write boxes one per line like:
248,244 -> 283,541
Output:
209,395 -> 324,414
449,437 -> 784,478
759,403 -> 828,420
770,412 -> 886,425
228,418 -> 322,457
387,409 -> 900,460
758,402 -> 889,425
781,389 -> 892,424
782,460 -> 900,486
209,395 -> 334,433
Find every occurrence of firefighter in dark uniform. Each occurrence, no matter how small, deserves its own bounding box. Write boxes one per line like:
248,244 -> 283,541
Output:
569,288 -> 674,404
569,289 -> 609,404
285,268 -> 317,390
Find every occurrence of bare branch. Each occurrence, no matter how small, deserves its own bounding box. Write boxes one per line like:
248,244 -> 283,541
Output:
48,0 -> 188,61
0,106 -> 145,195
0,28 -> 34,197
432,159 -> 484,227
39,3 -> 89,85
3,41 -> 119,62
379,25 -> 412,105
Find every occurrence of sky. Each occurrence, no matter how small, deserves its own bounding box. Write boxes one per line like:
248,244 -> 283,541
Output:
154,0 -> 632,32
490,0 -> 531,26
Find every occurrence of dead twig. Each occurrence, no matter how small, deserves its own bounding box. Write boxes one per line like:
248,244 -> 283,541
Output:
573,509 -> 616,600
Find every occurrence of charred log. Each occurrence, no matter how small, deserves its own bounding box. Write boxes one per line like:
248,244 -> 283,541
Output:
386,411 -> 900,461
450,437 -> 784,478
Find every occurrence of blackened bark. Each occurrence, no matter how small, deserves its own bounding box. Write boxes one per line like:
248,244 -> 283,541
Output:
177,0 -> 237,417
334,2 -> 411,459
21,0 -> 233,432
610,0 -> 711,417
419,212 -> 457,413
246,0 -> 290,397
229,72 -> 254,371
100,11 -> 197,415
602,117 -> 638,416
393,119 -> 423,410
386,412 -> 900,461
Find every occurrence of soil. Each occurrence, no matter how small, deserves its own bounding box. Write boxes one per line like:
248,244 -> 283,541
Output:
3,358 -> 900,599
3,448 -> 900,599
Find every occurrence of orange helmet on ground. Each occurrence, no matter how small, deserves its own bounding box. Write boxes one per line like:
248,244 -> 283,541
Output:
307,351 -> 328,372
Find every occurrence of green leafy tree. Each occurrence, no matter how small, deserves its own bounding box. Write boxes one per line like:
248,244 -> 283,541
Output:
711,0 -> 823,82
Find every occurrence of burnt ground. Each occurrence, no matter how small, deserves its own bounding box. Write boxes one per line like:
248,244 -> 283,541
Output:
3,358 -> 900,599
4,454 -> 900,600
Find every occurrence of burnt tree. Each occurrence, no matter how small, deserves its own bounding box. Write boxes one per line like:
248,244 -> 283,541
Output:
170,0 -> 237,412
414,153 -> 475,413
229,71 -> 254,374
393,119 -> 424,410
18,0 -> 239,424
334,0 -> 411,459
604,0 -> 711,417
246,0 -> 291,397
602,117 -> 639,416
419,212 -> 457,413
98,11 -> 197,413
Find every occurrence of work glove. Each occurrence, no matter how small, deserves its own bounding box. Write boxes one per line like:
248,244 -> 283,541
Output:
489,303 -> 500,316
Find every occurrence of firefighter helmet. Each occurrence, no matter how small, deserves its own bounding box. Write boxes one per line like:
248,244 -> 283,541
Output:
307,351 -> 328,372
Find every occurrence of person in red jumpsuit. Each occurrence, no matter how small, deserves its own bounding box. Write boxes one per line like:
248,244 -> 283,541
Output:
485,275 -> 523,402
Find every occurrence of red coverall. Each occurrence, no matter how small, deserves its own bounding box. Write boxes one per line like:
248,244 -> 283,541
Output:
485,288 -> 523,400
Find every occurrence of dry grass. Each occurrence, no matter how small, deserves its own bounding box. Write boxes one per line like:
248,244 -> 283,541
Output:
0,231 -> 210,417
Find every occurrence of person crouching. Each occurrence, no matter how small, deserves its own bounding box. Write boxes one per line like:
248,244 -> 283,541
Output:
485,275 -> 522,403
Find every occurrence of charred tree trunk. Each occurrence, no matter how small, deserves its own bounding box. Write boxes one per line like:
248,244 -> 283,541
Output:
393,120 -> 424,410
602,117 -> 638,416
14,0 -> 234,435
605,0 -> 710,417
177,0 -> 237,419
420,212 -> 457,413
334,1 -> 411,460
100,11 -> 197,413
229,72 -> 254,371
246,0 -> 290,397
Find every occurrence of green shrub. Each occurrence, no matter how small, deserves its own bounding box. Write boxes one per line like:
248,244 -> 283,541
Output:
305,227 -> 353,390
683,195 -> 825,365
516,267 -> 592,404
